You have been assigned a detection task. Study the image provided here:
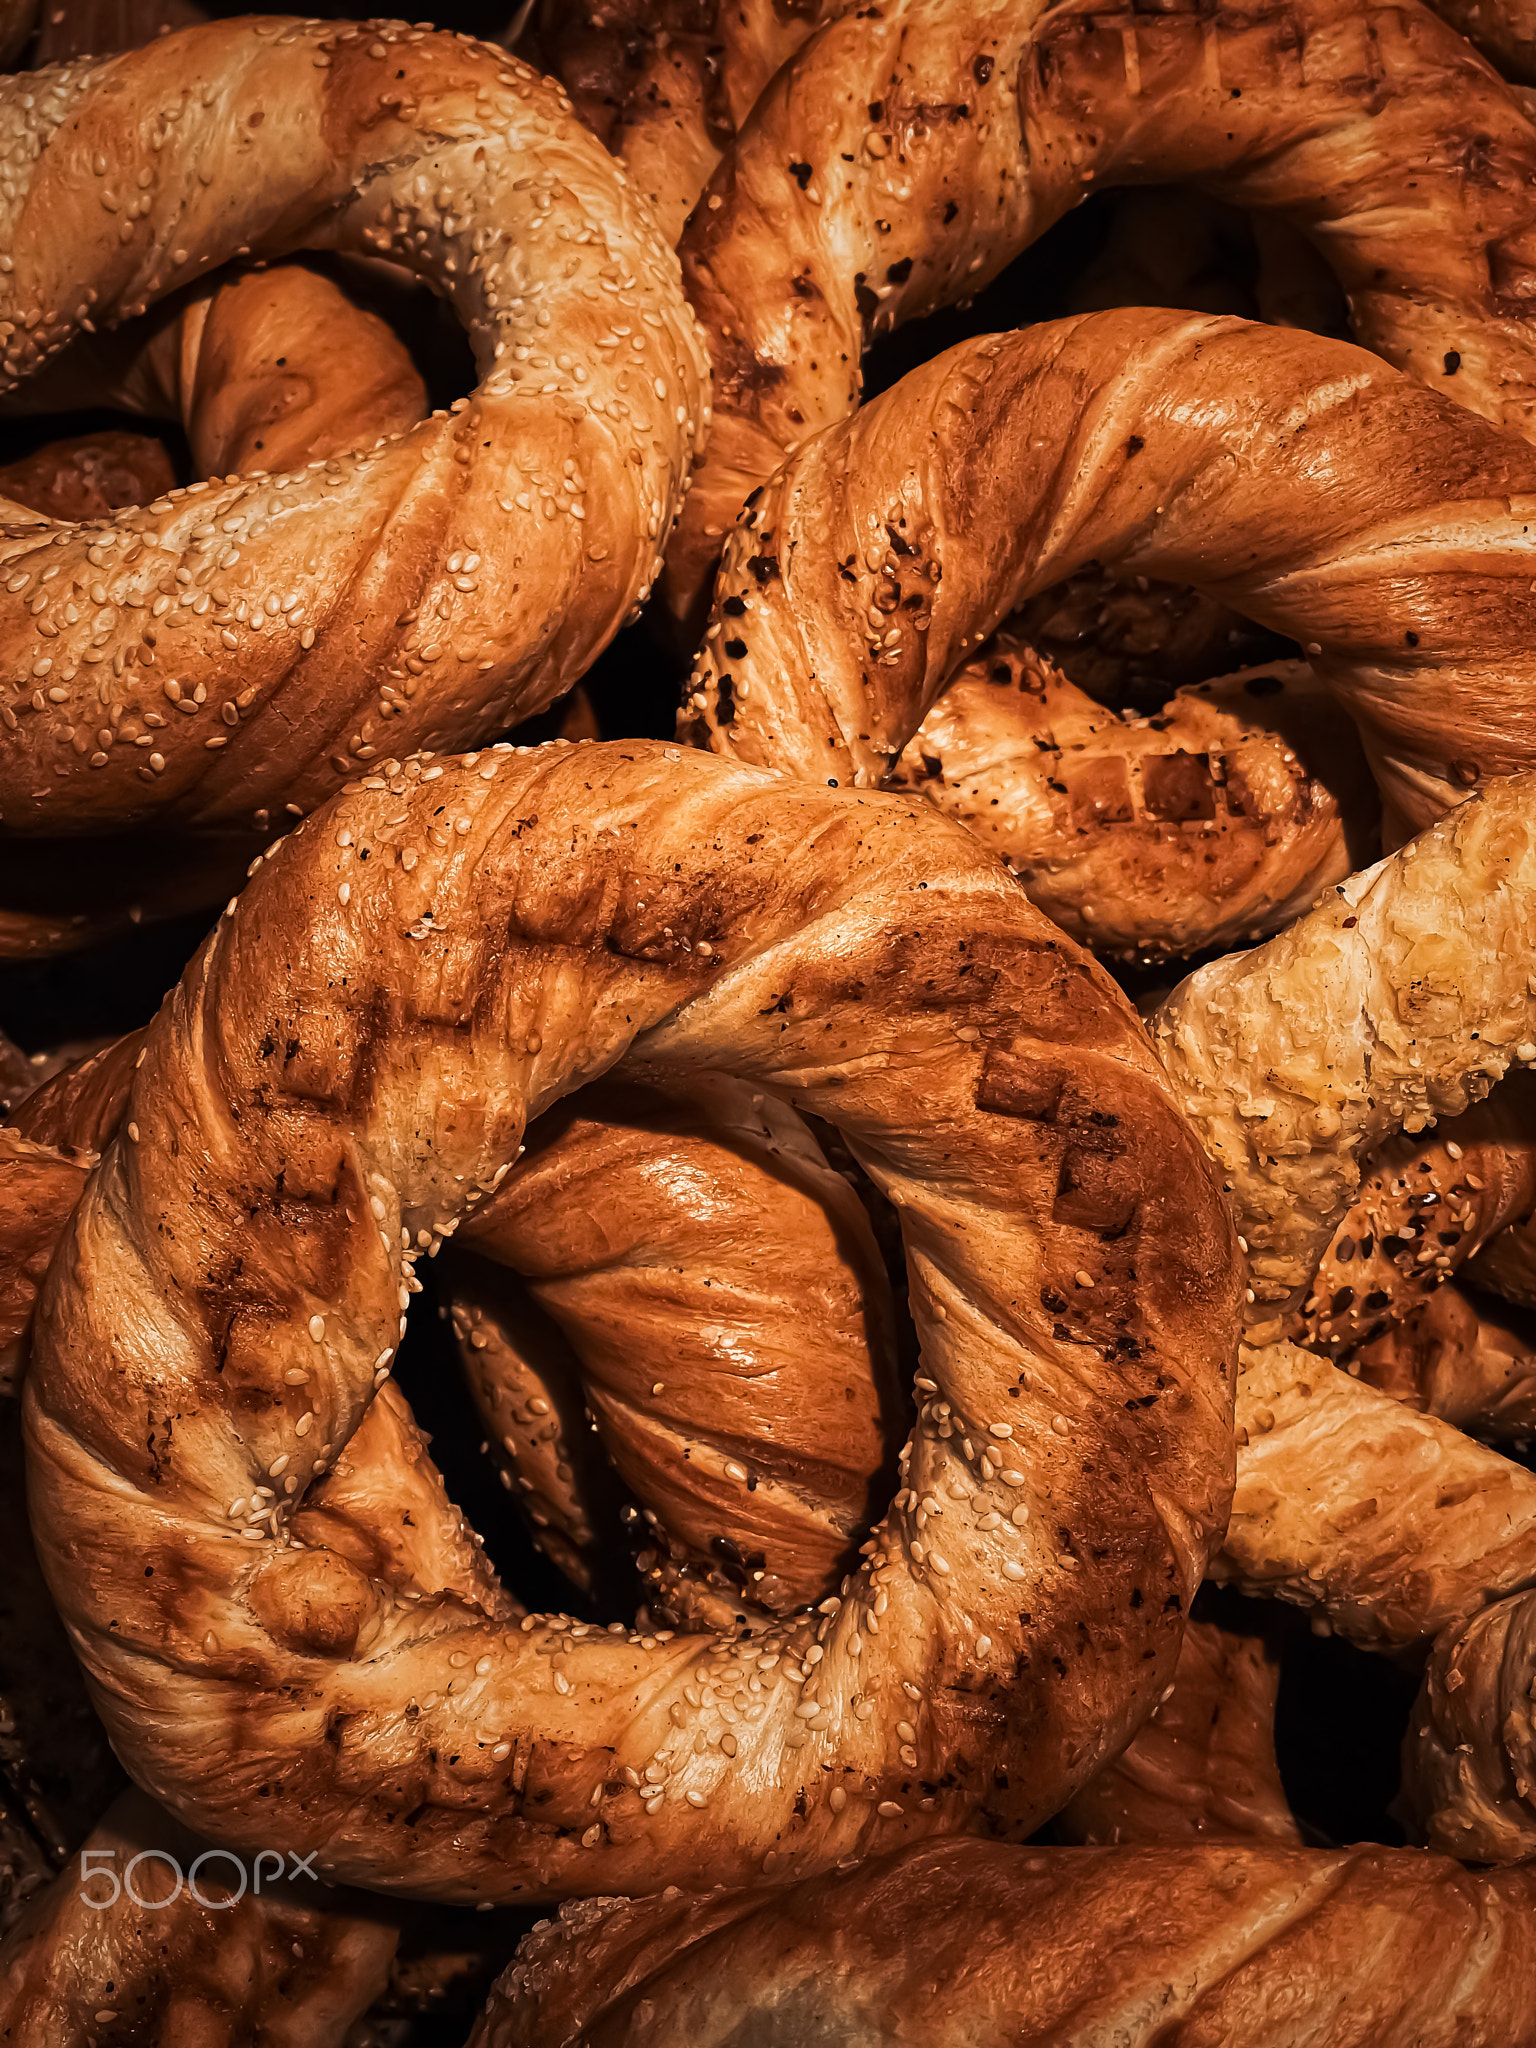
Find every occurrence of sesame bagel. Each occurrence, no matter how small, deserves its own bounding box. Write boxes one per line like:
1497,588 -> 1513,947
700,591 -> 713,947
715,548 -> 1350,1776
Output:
0,19 -> 709,831
22,737 -> 1239,1901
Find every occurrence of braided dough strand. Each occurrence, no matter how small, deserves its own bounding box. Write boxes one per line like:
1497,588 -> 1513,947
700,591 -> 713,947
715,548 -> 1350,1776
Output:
536,1 -> 845,241
1153,771 -> 1536,1316
688,311 -> 1536,832
4,260 -> 426,494
22,739 -> 1238,1901
475,1838 -> 1536,2048
889,644 -> 1376,960
0,1789 -> 400,2047
1056,1618 -> 1300,1848
0,20 -> 709,830
668,0 -> 1536,615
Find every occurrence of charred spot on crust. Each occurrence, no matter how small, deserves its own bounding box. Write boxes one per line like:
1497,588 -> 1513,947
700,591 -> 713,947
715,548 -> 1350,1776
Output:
1141,751 -> 1217,823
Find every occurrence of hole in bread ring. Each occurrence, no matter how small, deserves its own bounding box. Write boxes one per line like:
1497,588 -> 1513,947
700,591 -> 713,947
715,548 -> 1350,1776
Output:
0,259 -> 427,954
0,20 -> 709,833
448,1070 -> 907,1624
22,738 -> 1239,1902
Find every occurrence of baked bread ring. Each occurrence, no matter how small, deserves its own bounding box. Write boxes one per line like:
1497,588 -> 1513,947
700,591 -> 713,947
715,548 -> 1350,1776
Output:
667,0 -> 1536,616
1154,769 -> 1536,1323
0,259 -> 427,955
475,1837 -> 1536,2047
6,259 -> 426,509
1,1025 -> 908,1627
1150,772 -> 1536,1859
21,737 -> 1239,1900
0,20 -> 708,831
1217,1336 -> 1536,1859
448,1071 -> 903,1621
1351,1282 -> 1536,1440
1292,1077 -> 1536,1367
689,311 -> 1536,886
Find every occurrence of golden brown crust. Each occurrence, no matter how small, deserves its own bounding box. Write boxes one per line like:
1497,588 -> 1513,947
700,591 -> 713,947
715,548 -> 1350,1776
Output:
889,642 -> 1375,959
0,264 -> 430,951
0,433 -> 174,523
451,1260 -> 617,1599
1056,1618 -> 1299,1848
669,0 -> 1536,616
1217,1339 -> 1536,1649
1294,1080 -> 1536,1357
475,1838 -> 1536,2048
687,310 -> 1536,835
452,1070 -> 903,1620
0,20 -> 708,831
1153,772 -> 1536,1320
7,1029 -> 143,1155
0,1790 -> 399,2048
0,1129 -> 89,1396
1351,1281 -> 1536,1438
8,262 -> 426,487
0,1031 -> 143,1392
537,0 -> 844,241
1405,1585 -> 1536,1861
1003,560 -> 1291,709
22,737 -> 1238,1902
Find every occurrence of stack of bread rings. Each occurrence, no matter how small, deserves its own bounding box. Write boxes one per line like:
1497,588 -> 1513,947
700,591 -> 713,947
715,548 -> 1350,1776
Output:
4,0 -> 1536,2040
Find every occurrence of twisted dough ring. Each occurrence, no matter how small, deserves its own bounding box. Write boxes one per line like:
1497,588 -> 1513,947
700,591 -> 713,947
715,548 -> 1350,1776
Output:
1151,769 -> 1536,1858
1287,1075 -> 1536,1431
886,639 -> 1376,960
542,0 -> 1536,236
0,1798 -> 398,2047
0,1068 -> 521,2041
479,1838 -> 1536,2047
667,0 -> 1536,615
21,738 -> 1238,1900
0,1029 -> 909,1621
1054,1614 -> 1299,1849
0,19 -> 708,832
6,260 -> 426,508
0,258 -> 427,957
688,310 -> 1536,854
